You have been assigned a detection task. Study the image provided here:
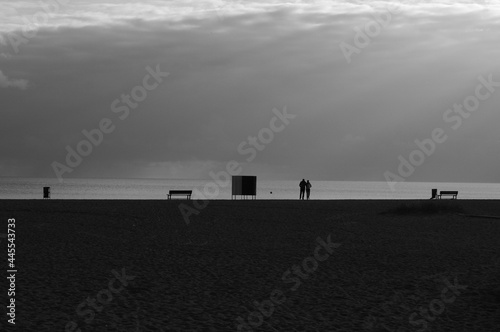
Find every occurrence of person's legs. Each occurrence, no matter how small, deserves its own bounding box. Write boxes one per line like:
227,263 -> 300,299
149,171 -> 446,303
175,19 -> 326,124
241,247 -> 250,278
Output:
307,189 -> 310,199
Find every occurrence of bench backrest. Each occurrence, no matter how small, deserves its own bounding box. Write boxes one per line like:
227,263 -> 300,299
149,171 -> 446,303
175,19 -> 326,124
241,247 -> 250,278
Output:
440,191 -> 458,195
169,190 -> 192,194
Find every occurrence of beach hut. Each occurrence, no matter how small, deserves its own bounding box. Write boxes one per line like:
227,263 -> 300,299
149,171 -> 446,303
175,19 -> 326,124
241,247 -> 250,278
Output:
231,176 -> 257,199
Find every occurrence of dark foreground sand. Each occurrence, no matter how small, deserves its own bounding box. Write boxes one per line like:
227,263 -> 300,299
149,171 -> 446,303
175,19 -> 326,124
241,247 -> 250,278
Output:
1,199 -> 499,331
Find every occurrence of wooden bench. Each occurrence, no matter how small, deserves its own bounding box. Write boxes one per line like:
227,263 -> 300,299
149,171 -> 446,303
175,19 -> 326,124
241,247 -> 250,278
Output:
167,190 -> 192,200
437,191 -> 458,199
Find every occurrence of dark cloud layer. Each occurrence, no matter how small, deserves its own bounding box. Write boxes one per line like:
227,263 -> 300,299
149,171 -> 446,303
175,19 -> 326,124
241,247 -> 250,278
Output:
1,1 -> 500,181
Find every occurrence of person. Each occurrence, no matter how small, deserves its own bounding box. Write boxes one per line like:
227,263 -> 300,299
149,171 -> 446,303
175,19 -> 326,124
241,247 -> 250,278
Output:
306,180 -> 312,200
299,179 -> 306,200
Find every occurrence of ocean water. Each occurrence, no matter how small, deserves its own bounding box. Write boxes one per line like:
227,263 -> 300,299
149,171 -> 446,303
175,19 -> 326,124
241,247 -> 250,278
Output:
1,177 -> 500,200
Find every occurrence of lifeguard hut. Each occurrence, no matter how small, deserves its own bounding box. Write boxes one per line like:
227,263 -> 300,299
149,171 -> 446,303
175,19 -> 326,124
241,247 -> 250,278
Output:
231,176 -> 257,200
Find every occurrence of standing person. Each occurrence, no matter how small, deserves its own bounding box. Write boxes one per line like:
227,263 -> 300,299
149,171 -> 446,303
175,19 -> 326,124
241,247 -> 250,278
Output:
299,179 -> 306,200
306,180 -> 312,200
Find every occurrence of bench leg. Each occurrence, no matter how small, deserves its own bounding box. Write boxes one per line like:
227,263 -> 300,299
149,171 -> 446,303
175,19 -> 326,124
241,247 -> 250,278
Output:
168,195 -> 192,199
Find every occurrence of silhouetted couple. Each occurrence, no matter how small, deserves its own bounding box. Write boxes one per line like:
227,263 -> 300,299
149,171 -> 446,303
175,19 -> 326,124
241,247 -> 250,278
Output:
299,179 -> 312,200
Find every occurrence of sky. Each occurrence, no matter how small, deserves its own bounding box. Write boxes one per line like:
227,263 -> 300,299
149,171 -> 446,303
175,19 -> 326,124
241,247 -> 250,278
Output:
1,0 -> 500,182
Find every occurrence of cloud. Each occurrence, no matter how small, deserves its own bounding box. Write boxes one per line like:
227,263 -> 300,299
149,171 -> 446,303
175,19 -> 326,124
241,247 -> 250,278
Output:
0,1 -> 500,181
0,70 -> 28,89
342,134 -> 365,144
1,0 -> 499,36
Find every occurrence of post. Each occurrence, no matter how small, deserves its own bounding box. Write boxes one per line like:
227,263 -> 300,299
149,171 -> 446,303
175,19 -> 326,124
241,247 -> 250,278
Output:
43,187 -> 51,199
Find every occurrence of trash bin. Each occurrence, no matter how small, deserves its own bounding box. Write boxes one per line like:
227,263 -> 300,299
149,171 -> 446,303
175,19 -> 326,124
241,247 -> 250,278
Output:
431,188 -> 437,199
43,187 -> 50,199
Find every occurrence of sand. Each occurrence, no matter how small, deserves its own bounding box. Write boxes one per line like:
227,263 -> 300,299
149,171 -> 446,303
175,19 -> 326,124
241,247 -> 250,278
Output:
1,199 -> 499,331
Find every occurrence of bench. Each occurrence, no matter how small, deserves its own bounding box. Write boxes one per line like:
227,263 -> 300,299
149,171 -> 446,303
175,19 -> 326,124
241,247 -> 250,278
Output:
437,191 -> 458,199
167,190 -> 192,200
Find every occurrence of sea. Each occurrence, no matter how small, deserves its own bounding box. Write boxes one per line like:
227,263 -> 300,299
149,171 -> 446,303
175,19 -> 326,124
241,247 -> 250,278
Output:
1,177 -> 500,200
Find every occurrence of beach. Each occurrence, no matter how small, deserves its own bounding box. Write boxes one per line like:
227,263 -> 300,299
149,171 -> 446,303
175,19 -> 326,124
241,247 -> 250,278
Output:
1,199 -> 499,331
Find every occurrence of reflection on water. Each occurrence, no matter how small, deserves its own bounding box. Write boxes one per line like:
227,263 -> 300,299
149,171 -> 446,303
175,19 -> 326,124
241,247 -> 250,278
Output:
1,177 -> 500,200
